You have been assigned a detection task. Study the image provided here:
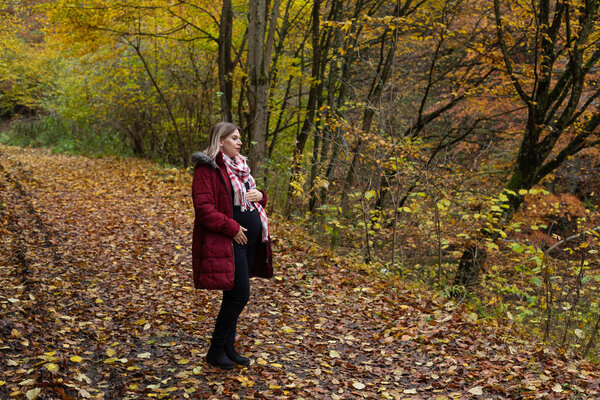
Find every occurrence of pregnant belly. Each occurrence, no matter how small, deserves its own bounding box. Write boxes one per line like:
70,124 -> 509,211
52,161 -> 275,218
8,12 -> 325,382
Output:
233,207 -> 262,242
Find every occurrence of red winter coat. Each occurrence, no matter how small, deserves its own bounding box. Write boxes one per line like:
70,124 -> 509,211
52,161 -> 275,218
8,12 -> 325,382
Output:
191,151 -> 273,290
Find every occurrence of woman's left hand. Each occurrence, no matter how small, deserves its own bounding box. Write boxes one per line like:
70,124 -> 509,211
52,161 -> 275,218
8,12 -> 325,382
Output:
245,189 -> 263,202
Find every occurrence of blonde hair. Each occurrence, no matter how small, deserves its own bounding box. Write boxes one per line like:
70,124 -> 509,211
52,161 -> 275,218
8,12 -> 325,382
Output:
205,122 -> 240,159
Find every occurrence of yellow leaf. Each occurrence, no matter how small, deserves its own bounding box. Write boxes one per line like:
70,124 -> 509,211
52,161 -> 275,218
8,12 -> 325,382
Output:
256,357 -> 267,365
177,359 -> 189,365
329,350 -> 340,358
237,376 -> 255,387
271,363 -> 283,368
70,356 -> 83,363
45,363 -> 59,372
26,388 -> 42,400
0,381 -> 5,386
352,382 -> 365,389
135,318 -> 147,325
282,326 -> 295,333
11,329 -> 21,338
106,348 -> 116,357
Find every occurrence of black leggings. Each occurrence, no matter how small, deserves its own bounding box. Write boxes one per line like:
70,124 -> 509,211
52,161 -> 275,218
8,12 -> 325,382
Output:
211,207 -> 262,350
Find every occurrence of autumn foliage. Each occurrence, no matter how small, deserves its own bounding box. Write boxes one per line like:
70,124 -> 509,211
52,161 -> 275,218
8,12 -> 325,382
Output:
1,0 -> 600,397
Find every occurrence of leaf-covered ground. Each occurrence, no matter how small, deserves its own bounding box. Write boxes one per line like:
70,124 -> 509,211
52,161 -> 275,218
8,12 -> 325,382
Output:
0,145 -> 598,400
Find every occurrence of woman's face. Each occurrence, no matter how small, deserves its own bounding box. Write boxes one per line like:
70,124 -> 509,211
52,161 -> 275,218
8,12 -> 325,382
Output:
220,130 -> 242,158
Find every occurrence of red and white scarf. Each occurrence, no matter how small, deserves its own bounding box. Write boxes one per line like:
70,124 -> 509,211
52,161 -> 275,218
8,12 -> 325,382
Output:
222,154 -> 269,242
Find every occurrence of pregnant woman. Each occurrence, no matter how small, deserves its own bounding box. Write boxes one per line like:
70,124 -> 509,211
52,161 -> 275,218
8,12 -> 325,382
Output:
191,122 -> 273,369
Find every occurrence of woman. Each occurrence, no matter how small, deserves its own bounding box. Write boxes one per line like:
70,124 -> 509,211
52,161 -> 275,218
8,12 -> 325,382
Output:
191,121 -> 273,370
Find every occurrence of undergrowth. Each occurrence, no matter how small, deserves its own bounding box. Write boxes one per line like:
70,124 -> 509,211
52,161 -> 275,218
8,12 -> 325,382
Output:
0,115 -> 127,157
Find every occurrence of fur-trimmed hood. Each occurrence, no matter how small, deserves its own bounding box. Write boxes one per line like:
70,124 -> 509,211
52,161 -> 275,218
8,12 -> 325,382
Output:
191,152 -> 217,169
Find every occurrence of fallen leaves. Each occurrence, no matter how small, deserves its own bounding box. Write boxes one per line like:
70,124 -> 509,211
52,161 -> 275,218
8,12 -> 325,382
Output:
467,386 -> 483,395
0,145 -> 599,399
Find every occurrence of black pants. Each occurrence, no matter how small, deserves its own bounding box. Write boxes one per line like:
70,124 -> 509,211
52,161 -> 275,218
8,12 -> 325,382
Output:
211,207 -> 262,350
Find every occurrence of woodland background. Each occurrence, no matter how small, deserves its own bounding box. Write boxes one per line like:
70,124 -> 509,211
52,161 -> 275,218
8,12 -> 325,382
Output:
1,0 -> 600,375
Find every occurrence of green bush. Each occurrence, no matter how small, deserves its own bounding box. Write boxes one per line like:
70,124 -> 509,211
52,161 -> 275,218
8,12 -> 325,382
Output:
0,115 -> 129,157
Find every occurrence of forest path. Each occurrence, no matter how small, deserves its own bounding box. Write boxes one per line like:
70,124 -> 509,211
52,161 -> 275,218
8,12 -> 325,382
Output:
0,145 -> 598,399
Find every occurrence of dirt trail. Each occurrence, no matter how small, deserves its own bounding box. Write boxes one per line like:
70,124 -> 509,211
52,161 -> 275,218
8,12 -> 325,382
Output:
0,145 -> 598,399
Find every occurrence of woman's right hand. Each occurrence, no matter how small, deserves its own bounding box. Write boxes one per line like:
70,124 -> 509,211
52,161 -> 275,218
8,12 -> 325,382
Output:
233,226 -> 248,245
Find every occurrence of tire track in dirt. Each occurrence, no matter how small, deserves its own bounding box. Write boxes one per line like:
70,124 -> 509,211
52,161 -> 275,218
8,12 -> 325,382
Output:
0,149 -> 121,398
0,150 -> 81,397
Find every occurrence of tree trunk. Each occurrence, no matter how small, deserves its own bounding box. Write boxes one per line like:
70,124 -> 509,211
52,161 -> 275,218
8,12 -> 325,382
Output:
285,0 -> 322,215
453,246 -> 486,289
341,16 -> 399,212
218,0 -> 233,122
313,0 -> 357,208
246,0 -> 281,179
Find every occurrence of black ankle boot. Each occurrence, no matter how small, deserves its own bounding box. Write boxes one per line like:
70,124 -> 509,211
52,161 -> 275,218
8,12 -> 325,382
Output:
226,327 -> 251,366
225,346 -> 251,366
206,347 -> 234,370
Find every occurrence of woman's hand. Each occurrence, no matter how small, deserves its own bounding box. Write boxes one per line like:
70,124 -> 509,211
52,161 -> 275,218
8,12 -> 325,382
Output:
234,226 -> 248,244
245,189 -> 263,203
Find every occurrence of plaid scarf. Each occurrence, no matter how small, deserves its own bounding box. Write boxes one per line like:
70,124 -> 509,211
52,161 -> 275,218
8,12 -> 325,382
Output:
222,154 -> 269,242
